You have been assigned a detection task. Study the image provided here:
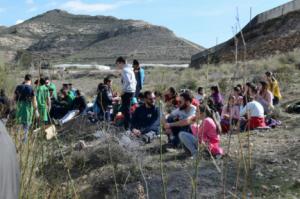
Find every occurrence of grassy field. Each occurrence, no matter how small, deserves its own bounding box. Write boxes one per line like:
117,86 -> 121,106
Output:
1,50 -> 300,198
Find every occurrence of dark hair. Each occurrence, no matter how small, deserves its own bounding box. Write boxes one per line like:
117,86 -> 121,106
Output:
197,87 -> 203,93
259,81 -> 269,94
0,89 -> 5,97
265,71 -> 276,82
116,56 -> 126,64
76,90 -> 81,96
133,59 -> 139,66
199,104 -> 222,134
249,85 -> 258,95
24,74 -> 32,81
144,91 -> 154,99
168,87 -> 177,96
236,84 -> 242,89
154,91 -> 162,98
39,77 -> 46,85
45,76 -> 50,81
211,85 -> 219,93
180,92 -> 193,103
104,77 -> 111,84
233,86 -> 241,93
138,92 -> 144,99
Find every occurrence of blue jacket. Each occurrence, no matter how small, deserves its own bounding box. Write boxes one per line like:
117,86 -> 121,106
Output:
131,104 -> 160,134
135,68 -> 145,90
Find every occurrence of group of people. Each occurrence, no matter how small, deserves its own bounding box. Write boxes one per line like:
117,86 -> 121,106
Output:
0,56 -> 283,159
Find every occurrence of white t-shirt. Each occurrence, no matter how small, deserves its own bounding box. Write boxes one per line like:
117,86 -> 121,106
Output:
240,100 -> 265,118
169,105 -> 196,120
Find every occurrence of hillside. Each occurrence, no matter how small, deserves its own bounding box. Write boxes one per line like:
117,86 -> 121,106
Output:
0,9 -> 204,66
191,0 -> 300,68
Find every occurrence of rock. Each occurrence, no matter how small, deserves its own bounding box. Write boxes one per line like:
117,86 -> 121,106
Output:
261,185 -> 269,192
74,140 -> 87,151
256,171 -> 264,178
266,158 -> 279,164
293,179 -> 300,188
271,185 -> 280,192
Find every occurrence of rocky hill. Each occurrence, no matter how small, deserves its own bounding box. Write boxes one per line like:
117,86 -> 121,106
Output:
190,0 -> 300,68
0,9 -> 204,66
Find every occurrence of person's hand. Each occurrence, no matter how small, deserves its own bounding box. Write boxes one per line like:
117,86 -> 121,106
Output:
164,123 -> 171,129
35,110 -> 40,118
132,129 -> 141,136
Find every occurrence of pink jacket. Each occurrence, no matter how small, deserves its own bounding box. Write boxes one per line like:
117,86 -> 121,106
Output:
190,118 -> 224,155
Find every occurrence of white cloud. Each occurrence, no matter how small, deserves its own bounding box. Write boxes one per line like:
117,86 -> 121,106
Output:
16,19 -> 24,24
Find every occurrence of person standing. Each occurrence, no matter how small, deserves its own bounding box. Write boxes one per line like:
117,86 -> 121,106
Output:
116,57 -> 137,130
36,77 -> 51,125
45,76 -> 57,100
14,74 -> 38,142
132,59 -> 145,97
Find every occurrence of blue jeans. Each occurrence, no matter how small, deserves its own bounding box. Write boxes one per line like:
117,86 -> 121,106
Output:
179,131 -> 198,156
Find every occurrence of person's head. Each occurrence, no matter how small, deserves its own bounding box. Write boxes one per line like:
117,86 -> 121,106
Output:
0,89 -> 5,97
104,77 -> 112,87
68,83 -> 73,89
45,76 -> 50,85
167,87 -> 177,97
39,77 -> 46,86
154,91 -> 162,99
179,92 -> 193,110
210,85 -> 219,94
75,90 -> 81,97
228,95 -> 235,106
24,74 -> 32,84
115,56 -> 126,69
197,87 -> 204,95
138,93 -> 144,101
196,105 -> 213,120
132,59 -> 140,69
249,84 -> 258,96
233,86 -> 241,96
144,91 -> 156,107
259,81 -> 269,93
265,71 -> 275,82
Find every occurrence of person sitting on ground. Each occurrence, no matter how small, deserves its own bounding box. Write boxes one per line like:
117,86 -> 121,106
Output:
0,89 -> 11,120
232,86 -> 243,104
95,77 -> 120,121
178,105 -> 224,159
163,92 -> 196,147
57,90 -> 86,126
265,71 -> 282,105
220,95 -> 240,133
35,77 -> 51,125
45,77 -> 57,100
195,86 -> 205,104
210,85 -> 224,114
257,81 -> 274,114
68,83 -> 77,97
131,91 -> 160,143
239,94 -> 266,131
164,87 -> 180,114
133,59 -> 145,98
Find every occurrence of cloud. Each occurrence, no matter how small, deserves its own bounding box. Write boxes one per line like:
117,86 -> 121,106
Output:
16,19 -> 24,24
61,0 -> 136,13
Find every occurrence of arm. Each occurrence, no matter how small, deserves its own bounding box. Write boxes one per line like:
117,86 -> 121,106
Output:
167,115 -> 196,128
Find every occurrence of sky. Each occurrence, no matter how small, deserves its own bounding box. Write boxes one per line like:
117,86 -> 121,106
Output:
0,0 -> 291,48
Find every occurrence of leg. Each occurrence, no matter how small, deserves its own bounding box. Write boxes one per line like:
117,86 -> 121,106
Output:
179,131 -> 198,156
59,110 -> 79,125
121,93 -> 134,130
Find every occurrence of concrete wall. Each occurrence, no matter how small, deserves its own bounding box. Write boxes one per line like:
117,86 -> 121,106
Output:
190,0 -> 300,68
